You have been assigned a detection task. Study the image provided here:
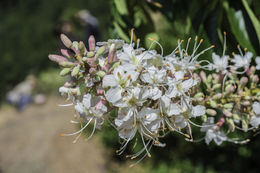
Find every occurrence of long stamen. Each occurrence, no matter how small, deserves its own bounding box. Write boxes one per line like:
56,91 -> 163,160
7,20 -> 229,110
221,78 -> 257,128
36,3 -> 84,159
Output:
86,119 -> 97,140
237,45 -> 244,56
140,130 -> 151,157
191,39 -> 203,57
127,140 -> 151,159
61,118 -> 93,136
130,28 -> 134,45
58,103 -> 73,107
185,37 -> 191,54
129,141 -> 153,168
222,32 -> 226,57
189,120 -> 215,128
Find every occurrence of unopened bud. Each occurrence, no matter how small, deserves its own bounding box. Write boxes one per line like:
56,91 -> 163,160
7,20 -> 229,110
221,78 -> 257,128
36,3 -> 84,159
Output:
79,41 -> 87,55
232,114 -> 240,120
60,68 -> 71,76
88,35 -> 96,51
201,115 -> 207,122
212,84 -> 221,90
225,84 -> 235,93
48,54 -> 67,63
207,74 -> 213,83
227,118 -> 235,132
71,65 -> 80,77
96,46 -> 106,57
223,109 -> 232,117
59,61 -> 75,68
194,92 -> 204,98
200,71 -> 207,83
212,93 -> 222,100
97,71 -> 106,78
252,75 -> 259,83
210,100 -> 218,108
242,119 -> 248,132
108,44 -> 116,63
240,77 -> 248,86
224,103 -> 233,109
241,101 -> 251,106
206,109 -> 217,116
87,51 -> 95,58
60,34 -> 72,48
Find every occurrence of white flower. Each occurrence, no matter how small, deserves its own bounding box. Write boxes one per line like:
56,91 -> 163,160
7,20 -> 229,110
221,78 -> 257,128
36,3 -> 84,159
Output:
59,86 -> 76,103
103,66 -> 139,104
115,108 -> 137,140
255,56 -> 260,70
211,53 -> 229,74
166,77 -> 198,98
141,66 -> 166,84
231,52 -> 252,69
139,107 -> 161,132
160,95 -> 181,117
200,117 -> 227,145
250,102 -> 260,128
117,44 -> 155,70
171,97 -> 205,129
75,94 -> 107,120
113,87 -> 145,108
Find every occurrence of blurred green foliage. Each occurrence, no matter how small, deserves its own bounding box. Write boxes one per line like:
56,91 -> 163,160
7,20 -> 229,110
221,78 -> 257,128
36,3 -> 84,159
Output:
110,0 -> 260,57
35,68 -> 66,94
0,0 -> 111,100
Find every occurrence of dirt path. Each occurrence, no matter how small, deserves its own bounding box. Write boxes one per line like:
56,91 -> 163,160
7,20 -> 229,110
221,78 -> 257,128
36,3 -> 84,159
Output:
0,96 -> 108,173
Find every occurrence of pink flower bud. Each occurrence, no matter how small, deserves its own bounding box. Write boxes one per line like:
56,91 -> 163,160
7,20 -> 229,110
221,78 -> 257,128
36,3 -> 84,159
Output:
88,35 -> 96,51
223,109 -> 232,117
253,75 -> 259,83
60,34 -> 72,48
108,44 -> 116,63
200,71 -> 207,83
240,77 -> 248,85
97,88 -> 104,95
48,54 -> 67,63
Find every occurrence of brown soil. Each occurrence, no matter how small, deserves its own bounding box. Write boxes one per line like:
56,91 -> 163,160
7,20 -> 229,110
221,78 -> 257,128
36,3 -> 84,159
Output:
0,96 -> 108,173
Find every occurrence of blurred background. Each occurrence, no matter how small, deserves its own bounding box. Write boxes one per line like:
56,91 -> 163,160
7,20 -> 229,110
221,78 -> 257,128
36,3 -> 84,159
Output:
0,0 -> 259,172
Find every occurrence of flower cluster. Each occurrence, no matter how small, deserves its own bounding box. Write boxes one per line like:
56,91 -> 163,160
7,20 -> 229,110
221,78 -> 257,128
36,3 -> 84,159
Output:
49,33 -> 260,164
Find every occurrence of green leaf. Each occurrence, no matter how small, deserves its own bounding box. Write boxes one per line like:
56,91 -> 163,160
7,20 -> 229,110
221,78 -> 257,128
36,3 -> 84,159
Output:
114,0 -> 128,15
242,0 -> 260,44
113,22 -> 130,42
223,1 -> 255,54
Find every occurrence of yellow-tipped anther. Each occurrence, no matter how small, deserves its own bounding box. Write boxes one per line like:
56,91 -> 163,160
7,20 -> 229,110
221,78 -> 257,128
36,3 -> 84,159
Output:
131,156 -> 136,160
148,153 -> 151,157
61,134 -> 65,136
184,76 -> 189,80
237,44 -> 240,48
148,37 -> 157,41
246,139 -> 250,142
152,2 -> 162,8
244,48 -> 247,51
211,45 -> 215,48
181,40 -> 184,42
185,134 -> 190,138
200,39 -> 203,43
188,37 -> 191,42
195,36 -> 198,41
224,31 -> 226,35
129,164 -> 134,168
